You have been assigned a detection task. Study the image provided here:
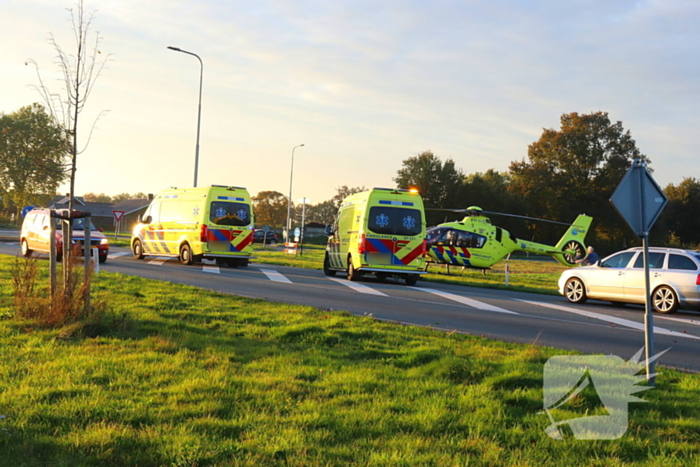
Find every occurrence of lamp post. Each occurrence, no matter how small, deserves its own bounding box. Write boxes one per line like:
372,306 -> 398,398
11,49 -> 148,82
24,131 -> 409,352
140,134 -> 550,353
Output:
285,144 -> 304,242
167,46 -> 203,187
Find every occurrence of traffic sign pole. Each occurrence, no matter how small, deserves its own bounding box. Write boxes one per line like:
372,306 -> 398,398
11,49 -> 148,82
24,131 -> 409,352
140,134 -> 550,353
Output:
610,159 -> 668,385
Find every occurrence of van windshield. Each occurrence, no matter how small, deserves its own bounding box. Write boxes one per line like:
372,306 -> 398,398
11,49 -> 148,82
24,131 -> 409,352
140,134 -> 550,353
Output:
210,201 -> 251,226
367,207 -> 422,236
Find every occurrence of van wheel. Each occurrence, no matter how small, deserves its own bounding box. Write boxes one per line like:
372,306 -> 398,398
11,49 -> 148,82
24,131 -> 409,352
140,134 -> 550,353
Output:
347,260 -> 360,281
98,255 -> 108,264
179,243 -> 194,265
132,239 -> 144,259
21,239 -> 32,257
323,254 -> 336,277
404,274 -> 418,286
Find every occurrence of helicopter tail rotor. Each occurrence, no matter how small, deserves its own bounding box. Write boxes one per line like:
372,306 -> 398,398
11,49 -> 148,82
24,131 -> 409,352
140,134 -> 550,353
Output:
552,214 -> 594,266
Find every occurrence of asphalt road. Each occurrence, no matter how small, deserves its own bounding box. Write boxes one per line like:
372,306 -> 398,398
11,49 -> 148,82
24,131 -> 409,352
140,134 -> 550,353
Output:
2,240 -> 699,372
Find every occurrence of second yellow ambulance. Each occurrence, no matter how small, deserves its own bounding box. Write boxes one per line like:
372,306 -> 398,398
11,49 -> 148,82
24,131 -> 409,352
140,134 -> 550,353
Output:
324,188 -> 427,285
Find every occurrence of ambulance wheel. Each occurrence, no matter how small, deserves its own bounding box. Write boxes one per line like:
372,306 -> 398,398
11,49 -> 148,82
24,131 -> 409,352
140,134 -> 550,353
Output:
179,243 -> 194,265
404,274 -> 418,286
323,254 -> 336,277
347,259 -> 361,282
132,239 -> 144,259
240,259 -> 249,267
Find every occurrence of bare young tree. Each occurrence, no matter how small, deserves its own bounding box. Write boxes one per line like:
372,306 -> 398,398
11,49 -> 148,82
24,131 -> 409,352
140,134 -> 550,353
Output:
26,0 -> 111,303
26,0 -> 112,212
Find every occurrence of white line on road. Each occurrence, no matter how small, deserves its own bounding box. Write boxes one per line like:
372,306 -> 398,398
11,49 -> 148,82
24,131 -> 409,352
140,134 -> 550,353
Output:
419,288 -> 519,314
108,252 -> 129,259
521,300 -> 700,341
328,278 -> 388,296
148,257 -> 170,266
259,268 -> 293,283
202,265 -> 220,274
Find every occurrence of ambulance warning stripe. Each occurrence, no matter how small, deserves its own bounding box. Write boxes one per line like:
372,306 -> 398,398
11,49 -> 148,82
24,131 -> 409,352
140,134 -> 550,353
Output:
366,238 -> 424,266
230,232 -> 253,252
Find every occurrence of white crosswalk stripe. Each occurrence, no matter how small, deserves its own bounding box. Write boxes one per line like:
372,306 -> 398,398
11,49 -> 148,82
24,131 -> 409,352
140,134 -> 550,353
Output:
419,288 -> 518,314
259,268 -> 292,283
328,278 -> 388,296
202,265 -> 220,274
148,257 -> 170,265
108,252 -> 129,259
520,300 -> 700,341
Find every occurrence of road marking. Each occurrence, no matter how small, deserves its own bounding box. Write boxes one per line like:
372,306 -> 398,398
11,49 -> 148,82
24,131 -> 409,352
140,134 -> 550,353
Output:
202,265 -> 220,274
328,278 -> 388,296
148,257 -> 170,265
259,268 -> 292,283
656,315 -> 700,327
108,252 -> 129,259
521,300 -> 700,341
419,288 -> 519,314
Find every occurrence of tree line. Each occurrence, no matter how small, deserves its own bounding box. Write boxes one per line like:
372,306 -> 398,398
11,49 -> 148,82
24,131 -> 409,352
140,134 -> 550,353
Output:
3,105 -> 699,255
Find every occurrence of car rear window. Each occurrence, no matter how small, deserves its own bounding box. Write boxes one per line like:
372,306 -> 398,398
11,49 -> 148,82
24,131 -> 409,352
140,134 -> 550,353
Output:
668,254 -> 698,271
368,207 -> 422,236
210,202 -> 251,226
633,252 -> 665,269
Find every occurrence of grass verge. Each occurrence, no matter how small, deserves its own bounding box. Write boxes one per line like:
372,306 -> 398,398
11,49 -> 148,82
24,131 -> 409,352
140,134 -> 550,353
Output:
0,255 -> 698,466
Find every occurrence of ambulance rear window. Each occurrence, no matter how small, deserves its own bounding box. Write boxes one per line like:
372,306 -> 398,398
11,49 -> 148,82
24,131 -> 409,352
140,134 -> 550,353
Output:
368,207 -> 422,236
210,202 -> 251,226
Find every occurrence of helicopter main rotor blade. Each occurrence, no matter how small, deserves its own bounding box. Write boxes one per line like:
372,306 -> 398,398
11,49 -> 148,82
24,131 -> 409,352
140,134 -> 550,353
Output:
425,208 -> 571,226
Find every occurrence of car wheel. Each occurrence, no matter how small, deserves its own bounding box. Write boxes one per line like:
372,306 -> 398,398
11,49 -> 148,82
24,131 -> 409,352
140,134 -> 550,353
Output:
132,239 -> 144,259
564,277 -> 587,304
652,286 -> 678,314
179,243 -> 194,265
98,255 -> 108,264
323,254 -> 336,277
562,241 -> 585,265
404,274 -> 418,286
21,239 -> 32,257
347,258 -> 360,281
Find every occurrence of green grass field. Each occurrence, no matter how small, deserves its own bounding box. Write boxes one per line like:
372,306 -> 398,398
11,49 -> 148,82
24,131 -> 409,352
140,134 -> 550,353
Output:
0,255 -> 699,466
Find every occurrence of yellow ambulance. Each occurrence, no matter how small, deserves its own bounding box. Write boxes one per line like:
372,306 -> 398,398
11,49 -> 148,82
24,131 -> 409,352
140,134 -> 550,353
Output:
131,185 -> 254,267
324,188 -> 427,285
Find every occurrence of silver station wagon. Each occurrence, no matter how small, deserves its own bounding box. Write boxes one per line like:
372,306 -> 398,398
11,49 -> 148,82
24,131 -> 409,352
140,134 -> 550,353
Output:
558,247 -> 700,314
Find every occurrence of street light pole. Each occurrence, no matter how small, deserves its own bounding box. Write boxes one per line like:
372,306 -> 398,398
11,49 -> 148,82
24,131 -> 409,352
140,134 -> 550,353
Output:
167,46 -> 203,187
286,144 -> 304,242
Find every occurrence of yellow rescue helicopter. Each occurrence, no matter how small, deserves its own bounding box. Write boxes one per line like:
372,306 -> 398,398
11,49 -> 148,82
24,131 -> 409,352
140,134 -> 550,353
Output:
425,206 -> 593,269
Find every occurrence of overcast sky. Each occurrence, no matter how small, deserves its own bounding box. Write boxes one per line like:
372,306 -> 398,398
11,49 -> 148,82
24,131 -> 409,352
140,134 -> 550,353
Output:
2,0 -> 699,206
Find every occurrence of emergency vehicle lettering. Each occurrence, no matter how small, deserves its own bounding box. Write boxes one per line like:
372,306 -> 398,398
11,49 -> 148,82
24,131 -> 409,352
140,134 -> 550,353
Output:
378,200 -> 414,207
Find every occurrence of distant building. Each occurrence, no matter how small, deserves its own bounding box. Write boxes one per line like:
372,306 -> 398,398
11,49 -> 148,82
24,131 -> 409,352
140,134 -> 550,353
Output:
49,194 -> 114,230
111,196 -> 153,233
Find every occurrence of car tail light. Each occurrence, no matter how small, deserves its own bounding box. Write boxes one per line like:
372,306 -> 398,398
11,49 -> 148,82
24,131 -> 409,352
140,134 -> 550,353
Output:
200,224 -> 208,242
697,274 -> 700,286
358,234 -> 366,255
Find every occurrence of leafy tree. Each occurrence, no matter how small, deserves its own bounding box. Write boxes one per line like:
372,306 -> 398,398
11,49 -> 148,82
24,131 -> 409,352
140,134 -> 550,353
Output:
0,104 -> 67,215
252,191 -> 288,227
660,178 -> 700,247
83,192 -> 112,203
509,112 -> 649,249
394,151 -> 463,208
111,192 -> 147,203
305,200 -> 337,226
